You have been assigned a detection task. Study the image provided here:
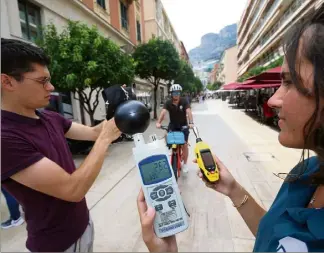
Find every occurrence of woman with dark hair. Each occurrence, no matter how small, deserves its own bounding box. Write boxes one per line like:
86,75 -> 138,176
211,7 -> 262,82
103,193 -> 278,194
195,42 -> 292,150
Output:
136,5 -> 324,252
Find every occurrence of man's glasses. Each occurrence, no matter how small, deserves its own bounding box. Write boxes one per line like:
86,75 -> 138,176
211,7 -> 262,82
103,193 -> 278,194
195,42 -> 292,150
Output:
172,92 -> 181,96
25,77 -> 52,88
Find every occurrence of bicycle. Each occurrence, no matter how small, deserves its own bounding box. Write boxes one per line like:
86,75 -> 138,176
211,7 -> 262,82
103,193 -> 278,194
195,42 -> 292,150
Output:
160,125 -> 189,181
158,125 -> 191,218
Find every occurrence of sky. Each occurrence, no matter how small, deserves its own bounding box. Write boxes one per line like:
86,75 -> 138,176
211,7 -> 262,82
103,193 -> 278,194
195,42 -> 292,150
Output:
161,0 -> 248,52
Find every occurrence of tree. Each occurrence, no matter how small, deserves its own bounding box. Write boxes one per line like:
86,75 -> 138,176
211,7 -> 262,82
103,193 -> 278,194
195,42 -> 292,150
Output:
212,81 -> 223,90
192,77 -> 204,94
206,81 -> 222,91
174,60 -> 196,93
133,38 -> 181,119
206,83 -> 213,90
37,21 -> 135,125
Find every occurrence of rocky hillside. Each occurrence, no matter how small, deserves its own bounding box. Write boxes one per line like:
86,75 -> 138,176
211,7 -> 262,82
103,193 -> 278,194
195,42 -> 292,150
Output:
189,24 -> 237,65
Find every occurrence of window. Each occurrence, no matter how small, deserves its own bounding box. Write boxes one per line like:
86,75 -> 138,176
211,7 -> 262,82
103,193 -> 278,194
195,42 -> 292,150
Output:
136,20 -> 141,42
18,0 -> 41,42
97,0 -> 106,9
120,1 -> 128,31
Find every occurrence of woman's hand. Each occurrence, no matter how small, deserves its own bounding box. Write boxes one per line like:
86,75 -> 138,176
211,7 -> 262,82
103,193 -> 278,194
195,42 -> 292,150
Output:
137,189 -> 178,253
195,154 -> 267,236
194,154 -> 241,198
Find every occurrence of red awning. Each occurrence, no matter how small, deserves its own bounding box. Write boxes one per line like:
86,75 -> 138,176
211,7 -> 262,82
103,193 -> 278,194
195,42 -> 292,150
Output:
246,66 -> 282,81
222,80 -> 281,91
266,66 -> 282,73
222,82 -> 241,90
238,79 -> 281,90
241,80 -> 257,85
238,83 -> 281,89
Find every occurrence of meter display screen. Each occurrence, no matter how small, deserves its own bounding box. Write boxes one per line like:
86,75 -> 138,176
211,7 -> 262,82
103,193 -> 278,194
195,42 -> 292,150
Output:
201,151 -> 215,167
139,157 -> 172,185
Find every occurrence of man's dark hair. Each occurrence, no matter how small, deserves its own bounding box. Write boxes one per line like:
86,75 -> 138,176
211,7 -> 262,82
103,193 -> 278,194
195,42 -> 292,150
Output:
1,38 -> 50,81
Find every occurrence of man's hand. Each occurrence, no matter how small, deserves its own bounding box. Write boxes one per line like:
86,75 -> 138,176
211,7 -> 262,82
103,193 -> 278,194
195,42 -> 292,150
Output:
137,189 -> 178,253
98,118 -> 121,144
188,123 -> 194,129
156,122 -> 162,129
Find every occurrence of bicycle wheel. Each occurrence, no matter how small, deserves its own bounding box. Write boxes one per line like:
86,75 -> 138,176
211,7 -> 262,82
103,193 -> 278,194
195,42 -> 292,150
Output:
171,152 -> 178,181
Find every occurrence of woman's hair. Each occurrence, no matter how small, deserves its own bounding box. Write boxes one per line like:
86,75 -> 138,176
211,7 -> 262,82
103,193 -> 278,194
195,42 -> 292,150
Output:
283,4 -> 324,184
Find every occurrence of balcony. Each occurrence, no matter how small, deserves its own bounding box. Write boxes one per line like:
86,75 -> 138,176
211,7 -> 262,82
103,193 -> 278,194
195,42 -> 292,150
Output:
238,0 -> 258,41
248,0 -> 284,50
259,0 -> 307,47
239,0 -> 310,75
248,0 -> 267,33
238,0 -> 268,61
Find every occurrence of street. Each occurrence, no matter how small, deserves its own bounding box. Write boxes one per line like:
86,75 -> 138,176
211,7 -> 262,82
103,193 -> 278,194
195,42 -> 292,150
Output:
1,100 -> 303,252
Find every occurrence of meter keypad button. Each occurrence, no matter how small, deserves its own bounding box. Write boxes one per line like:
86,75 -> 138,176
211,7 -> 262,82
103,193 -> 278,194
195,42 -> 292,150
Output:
166,187 -> 173,195
168,200 -> 176,208
155,204 -> 163,212
158,190 -> 166,197
156,195 -> 171,202
150,192 -> 158,200
153,185 -> 168,192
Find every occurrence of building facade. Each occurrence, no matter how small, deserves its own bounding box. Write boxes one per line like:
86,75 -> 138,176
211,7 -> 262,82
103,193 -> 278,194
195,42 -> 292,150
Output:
1,0 -> 152,124
141,0 -> 182,103
143,0 -> 181,52
217,46 -> 238,84
180,41 -> 191,66
208,63 -> 219,85
237,0 -> 324,78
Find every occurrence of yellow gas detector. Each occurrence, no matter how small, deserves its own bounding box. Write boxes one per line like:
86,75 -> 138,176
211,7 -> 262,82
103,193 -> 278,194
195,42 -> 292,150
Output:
192,126 -> 219,183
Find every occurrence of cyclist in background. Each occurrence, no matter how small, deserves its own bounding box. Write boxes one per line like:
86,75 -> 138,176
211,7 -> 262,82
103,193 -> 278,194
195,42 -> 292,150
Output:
156,84 -> 194,173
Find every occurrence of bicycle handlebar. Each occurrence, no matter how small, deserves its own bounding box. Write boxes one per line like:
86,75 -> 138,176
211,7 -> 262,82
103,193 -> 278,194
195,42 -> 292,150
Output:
160,126 -> 169,131
160,125 -> 190,132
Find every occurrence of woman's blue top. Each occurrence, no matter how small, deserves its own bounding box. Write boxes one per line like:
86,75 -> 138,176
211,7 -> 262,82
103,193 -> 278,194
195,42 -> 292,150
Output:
253,156 -> 324,252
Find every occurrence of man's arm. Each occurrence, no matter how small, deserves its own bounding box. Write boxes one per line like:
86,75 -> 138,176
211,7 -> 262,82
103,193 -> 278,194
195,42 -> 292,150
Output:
10,119 -> 121,202
65,121 -> 105,141
157,109 -> 167,124
186,108 -> 193,124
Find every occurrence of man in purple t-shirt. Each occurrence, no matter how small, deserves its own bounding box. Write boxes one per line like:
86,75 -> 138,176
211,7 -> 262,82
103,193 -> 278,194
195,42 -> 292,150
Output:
1,39 -> 121,251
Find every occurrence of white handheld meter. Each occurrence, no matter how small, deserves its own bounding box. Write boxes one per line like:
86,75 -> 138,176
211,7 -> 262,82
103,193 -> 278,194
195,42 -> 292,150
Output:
132,133 -> 189,238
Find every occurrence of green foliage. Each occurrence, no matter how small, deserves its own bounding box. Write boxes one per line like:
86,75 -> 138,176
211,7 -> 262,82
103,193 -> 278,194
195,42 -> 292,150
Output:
174,60 -> 195,92
206,81 -> 223,91
133,38 -> 180,83
172,60 -> 205,94
206,83 -> 213,90
37,20 -> 135,125
133,38 -> 181,119
193,77 -> 204,93
238,56 -> 283,82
